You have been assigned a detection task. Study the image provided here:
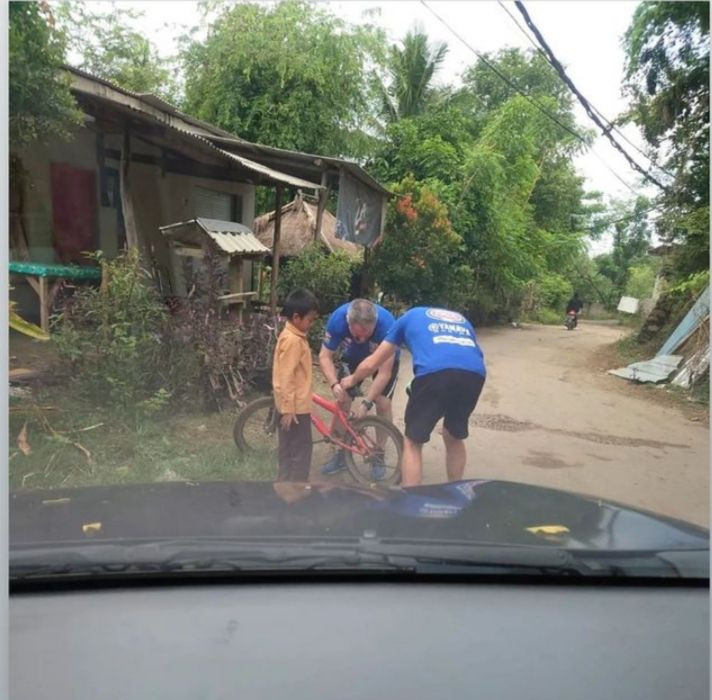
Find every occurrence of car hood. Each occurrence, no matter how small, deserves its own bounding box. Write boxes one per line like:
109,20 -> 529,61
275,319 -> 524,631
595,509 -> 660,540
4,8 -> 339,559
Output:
10,479 -> 708,552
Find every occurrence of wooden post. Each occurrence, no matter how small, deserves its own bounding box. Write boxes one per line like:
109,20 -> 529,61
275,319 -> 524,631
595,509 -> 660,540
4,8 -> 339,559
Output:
38,277 -> 49,334
314,170 -> 329,243
27,275 -> 61,334
269,185 -> 284,316
228,255 -> 245,323
256,262 -> 264,303
357,245 -> 366,298
120,120 -> 140,253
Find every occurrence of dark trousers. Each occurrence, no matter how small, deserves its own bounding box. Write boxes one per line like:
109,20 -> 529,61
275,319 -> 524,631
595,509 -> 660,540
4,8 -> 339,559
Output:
277,414 -> 312,482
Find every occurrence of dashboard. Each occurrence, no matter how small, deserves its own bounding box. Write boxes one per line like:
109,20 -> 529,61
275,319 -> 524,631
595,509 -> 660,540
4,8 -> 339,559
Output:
11,580 -> 709,699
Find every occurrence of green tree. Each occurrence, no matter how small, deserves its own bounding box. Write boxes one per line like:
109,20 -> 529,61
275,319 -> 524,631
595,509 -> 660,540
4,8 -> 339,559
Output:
372,176 -> 472,310
625,259 -> 663,300
594,197 -> 653,295
369,100 -> 472,188
622,2 -> 709,278
380,28 -> 448,122
181,0 -> 386,158
9,1 -> 82,146
461,48 -> 581,149
56,3 -> 179,102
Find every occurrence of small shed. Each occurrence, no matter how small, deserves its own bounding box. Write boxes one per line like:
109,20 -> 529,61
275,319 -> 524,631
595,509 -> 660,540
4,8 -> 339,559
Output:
159,217 -> 270,321
253,194 -> 362,260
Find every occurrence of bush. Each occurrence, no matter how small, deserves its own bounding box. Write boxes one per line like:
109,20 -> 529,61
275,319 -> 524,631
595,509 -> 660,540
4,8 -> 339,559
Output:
625,259 -> 662,300
52,250 -> 175,419
278,245 -> 360,314
165,250 -> 278,408
521,274 -> 572,314
523,307 -> 562,325
52,249 -> 278,419
372,176 -> 468,309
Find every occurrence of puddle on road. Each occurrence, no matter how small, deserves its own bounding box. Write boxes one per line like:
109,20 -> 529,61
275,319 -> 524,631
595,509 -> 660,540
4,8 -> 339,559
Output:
523,451 -> 583,469
473,413 -> 689,450
472,414 -> 534,432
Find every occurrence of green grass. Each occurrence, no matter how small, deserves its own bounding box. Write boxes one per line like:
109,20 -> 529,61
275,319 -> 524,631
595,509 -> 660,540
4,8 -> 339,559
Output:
9,392 -> 276,491
614,332 -> 659,366
522,308 -> 563,325
689,373 -> 710,406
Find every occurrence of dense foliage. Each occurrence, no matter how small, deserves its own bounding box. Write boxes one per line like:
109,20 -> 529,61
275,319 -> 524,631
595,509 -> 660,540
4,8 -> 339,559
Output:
56,2 -> 179,102
622,2 -> 709,280
181,0 -> 386,158
9,1 -> 82,146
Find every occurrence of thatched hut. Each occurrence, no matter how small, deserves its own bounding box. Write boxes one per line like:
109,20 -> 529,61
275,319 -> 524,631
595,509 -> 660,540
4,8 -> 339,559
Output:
253,193 -> 362,260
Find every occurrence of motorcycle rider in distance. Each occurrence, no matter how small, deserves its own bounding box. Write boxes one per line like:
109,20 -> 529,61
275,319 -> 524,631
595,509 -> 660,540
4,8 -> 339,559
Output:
565,292 -> 584,329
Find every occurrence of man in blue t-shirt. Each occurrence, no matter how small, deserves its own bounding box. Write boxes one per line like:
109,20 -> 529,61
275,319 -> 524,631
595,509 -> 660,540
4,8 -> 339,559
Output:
319,299 -> 399,478
341,307 -> 486,487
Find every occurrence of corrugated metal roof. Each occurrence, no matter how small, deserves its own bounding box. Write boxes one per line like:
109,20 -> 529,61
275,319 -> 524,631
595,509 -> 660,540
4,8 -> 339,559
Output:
206,230 -> 269,255
66,65 -> 388,195
208,136 -> 393,196
66,65 -> 239,140
196,218 -> 254,235
159,219 -> 270,256
215,147 -> 322,191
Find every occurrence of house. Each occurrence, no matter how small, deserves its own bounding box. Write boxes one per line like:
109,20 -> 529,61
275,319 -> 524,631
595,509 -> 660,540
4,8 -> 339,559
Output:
10,66 -> 389,320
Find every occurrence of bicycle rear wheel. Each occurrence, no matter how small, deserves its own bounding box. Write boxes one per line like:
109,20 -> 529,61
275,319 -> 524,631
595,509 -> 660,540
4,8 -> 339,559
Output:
343,416 -> 403,486
233,396 -> 279,459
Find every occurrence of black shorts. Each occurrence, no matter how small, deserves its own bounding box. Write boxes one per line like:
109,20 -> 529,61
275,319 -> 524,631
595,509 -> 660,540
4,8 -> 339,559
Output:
404,369 -> 485,443
340,358 -> 400,400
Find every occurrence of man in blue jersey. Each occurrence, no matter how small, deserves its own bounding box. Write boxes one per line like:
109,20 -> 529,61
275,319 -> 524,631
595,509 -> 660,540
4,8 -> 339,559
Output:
341,307 -> 486,486
319,299 -> 399,478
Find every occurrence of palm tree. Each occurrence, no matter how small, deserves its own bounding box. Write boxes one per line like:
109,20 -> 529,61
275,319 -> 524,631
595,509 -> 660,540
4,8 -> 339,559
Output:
381,28 -> 449,122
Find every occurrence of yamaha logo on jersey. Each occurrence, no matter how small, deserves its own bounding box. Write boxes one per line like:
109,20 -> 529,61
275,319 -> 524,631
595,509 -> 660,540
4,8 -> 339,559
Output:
425,308 -> 466,323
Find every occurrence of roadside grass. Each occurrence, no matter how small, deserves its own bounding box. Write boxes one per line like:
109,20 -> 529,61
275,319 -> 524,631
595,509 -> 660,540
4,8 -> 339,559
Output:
614,332 -> 661,366
522,308 -> 563,325
9,363 -> 347,493
9,390 -> 276,491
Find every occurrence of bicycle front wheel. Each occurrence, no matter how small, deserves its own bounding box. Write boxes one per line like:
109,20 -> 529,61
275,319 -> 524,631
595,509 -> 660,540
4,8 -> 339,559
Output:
343,416 -> 403,486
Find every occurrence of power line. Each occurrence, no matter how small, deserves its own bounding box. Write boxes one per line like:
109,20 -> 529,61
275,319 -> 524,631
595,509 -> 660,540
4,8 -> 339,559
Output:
587,148 -> 644,197
580,203 -> 662,233
496,0 -> 670,176
513,1 -> 670,192
418,0 -> 642,196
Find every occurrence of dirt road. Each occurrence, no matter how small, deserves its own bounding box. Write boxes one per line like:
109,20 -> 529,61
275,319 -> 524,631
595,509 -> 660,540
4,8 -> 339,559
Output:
389,322 -> 709,527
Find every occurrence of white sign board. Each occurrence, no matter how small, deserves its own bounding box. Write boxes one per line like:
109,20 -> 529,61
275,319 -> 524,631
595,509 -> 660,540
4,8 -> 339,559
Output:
617,296 -> 640,314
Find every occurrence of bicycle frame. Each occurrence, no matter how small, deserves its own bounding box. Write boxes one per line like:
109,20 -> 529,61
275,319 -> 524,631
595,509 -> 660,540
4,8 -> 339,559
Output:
310,393 -> 372,457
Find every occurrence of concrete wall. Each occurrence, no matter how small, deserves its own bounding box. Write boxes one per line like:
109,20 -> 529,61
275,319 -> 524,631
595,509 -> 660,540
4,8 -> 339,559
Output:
14,126 -> 255,264
15,126 -> 103,264
11,125 -> 257,306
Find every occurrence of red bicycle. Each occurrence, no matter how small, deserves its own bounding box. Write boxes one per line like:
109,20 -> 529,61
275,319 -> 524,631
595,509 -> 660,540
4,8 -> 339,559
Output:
233,392 -> 403,485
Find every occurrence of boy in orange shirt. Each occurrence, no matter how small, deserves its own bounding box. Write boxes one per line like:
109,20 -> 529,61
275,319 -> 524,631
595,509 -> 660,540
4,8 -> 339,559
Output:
272,289 -> 320,481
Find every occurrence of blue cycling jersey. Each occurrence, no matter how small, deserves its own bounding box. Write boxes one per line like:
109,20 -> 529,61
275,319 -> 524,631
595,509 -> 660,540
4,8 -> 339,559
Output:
322,302 -> 398,364
384,307 -> 486,379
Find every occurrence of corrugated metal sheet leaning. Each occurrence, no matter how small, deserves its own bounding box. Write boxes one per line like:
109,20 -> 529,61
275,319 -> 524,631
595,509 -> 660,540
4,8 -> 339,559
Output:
609,286 -> 710,387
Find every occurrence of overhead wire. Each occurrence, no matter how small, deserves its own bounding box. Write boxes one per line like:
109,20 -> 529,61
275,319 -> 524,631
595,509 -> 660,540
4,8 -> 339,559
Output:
418,0 -> 644,197
495,0 -> 672,177
579,203 -> 661,233
513,0 -> 669,191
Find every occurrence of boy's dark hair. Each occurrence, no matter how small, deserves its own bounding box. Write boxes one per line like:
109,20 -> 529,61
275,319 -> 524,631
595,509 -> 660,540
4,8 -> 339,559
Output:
282,288 -> 320,319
